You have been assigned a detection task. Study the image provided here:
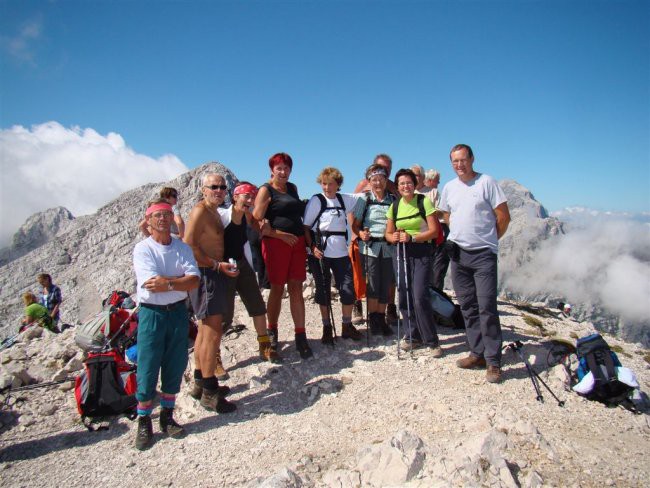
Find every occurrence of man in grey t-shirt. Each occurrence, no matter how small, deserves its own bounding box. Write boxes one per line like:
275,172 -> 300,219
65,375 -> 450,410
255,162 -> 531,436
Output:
438,144 -> 510,383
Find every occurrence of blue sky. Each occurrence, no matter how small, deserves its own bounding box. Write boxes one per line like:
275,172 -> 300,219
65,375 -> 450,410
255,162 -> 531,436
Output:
1,0 -> 649,238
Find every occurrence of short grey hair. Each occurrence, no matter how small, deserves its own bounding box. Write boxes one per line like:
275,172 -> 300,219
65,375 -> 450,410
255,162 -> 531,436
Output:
410,164 -> 424,175
201,172 -> 225,187
425,169 -> 440,180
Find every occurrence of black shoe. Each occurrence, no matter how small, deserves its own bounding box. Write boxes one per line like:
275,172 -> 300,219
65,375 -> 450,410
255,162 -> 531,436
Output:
379,314 -> 394,336
341,323 -> 363,341
295,332 -> 313,359
135,415 -> 154,450
321,325 -> 334,345
369,313 -> 383,336
386,303 -> 398,324
159,407 -> 185,438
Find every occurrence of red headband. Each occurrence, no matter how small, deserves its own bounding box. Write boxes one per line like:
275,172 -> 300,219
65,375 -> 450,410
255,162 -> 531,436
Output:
145,203 -> 173,216
233,183 -> 258,197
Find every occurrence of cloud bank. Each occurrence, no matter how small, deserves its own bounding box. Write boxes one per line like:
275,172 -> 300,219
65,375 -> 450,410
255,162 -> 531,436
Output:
504,219 -> 650,324
0,122 -> 188,247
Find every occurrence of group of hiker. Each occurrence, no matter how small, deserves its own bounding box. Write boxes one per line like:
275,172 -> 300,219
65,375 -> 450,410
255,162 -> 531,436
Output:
130,143 -> 511,450
20,273 -> 63,334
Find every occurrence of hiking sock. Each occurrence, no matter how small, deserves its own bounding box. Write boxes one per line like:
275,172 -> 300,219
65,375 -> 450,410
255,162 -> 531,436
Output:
294,326 -> 306,335
137,402 -> 153,417
193,369 -> 202,380
202,376 -> 220,391
160,393 -> 176,410
268,323 -> 278,332
342,316 -> 352,325
321,318 -> 332,327
257,334 -> 270,343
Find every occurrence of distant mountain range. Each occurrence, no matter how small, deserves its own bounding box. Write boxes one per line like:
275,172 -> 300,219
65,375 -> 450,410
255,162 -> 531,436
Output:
551,206 -> 650,226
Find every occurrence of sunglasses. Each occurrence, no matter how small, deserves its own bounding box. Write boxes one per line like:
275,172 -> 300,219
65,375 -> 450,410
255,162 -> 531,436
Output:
205,184 -> 227,191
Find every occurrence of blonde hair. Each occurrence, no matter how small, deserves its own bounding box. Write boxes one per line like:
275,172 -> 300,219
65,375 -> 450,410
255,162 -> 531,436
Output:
22,292 -> 37,306
316,167 -> 343,187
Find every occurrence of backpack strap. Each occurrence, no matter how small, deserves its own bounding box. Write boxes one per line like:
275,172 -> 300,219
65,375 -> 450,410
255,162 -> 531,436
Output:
392,193 -> 426,222
311,193 -> 348,251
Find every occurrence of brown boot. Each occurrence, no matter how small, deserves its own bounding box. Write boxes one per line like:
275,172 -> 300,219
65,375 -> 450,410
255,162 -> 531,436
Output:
215,352 -> 229,381
189,381 -> 203,400
486,365 -> 502,383
385,303 -> 398,324
159,407 -> 185,438
456,355 -> 487,369
352,300 -> 365,324
200,388 -> 237,413
259,339 -> 282,363
341,323 -> 363,341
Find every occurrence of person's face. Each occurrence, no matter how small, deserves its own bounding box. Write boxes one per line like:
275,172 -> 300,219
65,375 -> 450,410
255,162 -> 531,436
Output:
202,175 -> 227,205
375,158 -> 392,177
412,168 -> 424,188
271,163 -> 291,182
397,175 -> 415,198
450,148 -> 475,181
147,210 -> 174,233
234,192 -> 255,210
320,177 -> 340,198
38,278 -> 49,287
369,174 -> 387,193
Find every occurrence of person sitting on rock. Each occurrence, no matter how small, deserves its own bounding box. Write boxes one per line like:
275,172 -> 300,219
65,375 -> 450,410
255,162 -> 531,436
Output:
21,292 -> 57,333
37,273 -> 62,328
304,167 -> 365,344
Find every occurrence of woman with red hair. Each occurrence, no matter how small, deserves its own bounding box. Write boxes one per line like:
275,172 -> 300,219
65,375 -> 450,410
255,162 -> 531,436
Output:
253,153 -> 312,359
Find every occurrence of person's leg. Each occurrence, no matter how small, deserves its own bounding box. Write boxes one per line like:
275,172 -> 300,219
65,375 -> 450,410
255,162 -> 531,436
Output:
473,250 -> 502,367
409,247 -> 441,351
331,256 -> 361,340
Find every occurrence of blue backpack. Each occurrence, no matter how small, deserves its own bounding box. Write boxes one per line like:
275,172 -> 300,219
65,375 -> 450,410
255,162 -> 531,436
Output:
576,334 -> 633,407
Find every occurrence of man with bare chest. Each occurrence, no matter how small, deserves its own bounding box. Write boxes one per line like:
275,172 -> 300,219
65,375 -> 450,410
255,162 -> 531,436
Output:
185,172 -> 238,412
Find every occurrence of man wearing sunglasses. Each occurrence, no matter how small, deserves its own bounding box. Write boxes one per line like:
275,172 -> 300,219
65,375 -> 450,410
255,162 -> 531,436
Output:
185,173 -> 239,413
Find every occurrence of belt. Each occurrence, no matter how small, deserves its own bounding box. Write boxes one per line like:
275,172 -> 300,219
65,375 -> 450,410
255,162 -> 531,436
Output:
140,299 -> 186,311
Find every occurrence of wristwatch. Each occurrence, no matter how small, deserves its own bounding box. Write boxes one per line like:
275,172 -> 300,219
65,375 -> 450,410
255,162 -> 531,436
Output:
167,280 -> 174,291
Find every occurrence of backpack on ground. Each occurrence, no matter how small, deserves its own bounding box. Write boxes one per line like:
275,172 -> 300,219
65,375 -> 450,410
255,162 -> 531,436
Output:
574,334 -> 636,408
391,193 -> 444,246
74,348 -> 137,430
308,193 -> 348,250
102,290 -> 132,310
75,308 -> 138,352
428,287 -> 465,329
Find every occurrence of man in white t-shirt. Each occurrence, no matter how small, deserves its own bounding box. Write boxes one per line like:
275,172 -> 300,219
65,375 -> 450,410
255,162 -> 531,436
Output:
438,144 -> 510,384
132,198 -> 200,450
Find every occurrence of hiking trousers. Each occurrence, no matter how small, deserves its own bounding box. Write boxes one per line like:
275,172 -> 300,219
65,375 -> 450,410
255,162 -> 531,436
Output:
450,247 -> 502,366
136,302 -> 189,402
393,242 -> 439,347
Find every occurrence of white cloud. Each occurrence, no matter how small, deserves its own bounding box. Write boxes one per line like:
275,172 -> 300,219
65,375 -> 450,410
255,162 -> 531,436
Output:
0,121 -> 188,246
504,219 -> 650,324
0,16 -> 43,64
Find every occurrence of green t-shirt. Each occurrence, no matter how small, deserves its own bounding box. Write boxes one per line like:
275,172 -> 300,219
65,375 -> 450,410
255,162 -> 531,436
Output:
386,195 -> 436,238
25,303 -> 54,331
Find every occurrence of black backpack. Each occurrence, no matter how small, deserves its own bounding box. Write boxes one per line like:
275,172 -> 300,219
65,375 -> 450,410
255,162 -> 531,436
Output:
358,191 -> 394,239
575,334 -> 635,408
308,193 -> 348,250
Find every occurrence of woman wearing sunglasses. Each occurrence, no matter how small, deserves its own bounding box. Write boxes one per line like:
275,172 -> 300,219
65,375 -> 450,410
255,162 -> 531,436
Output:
253,153 -> 312,359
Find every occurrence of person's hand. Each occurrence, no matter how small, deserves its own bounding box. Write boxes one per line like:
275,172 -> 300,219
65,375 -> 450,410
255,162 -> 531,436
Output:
312,246 -> 324,259
279,233 -> 298,246
142,276 -> 168,292
260,220 -> 271,236
220,262 -> 240,278
391,231 -> 401,244
398,231 -> 410,243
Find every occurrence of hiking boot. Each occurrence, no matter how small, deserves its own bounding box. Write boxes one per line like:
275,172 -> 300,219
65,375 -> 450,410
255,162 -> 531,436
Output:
135,415 -> 153,451
321,325 -> 335,345
456,355 -> 487,369
295,332 -> 313,359
259,341 -> 282,363
159,408 -> 185,438
189,380 -> 231,400
215,352 -> 229,381
429,346 -> 444,358
369,313 -> 383,336
352,300 -> 365,324
400,340 -> 423,352
379,314 -> 393,336
386,303 -> 398,324
486,365 -> 502,383
341,323 -> 363,341
200,388 -> 237,413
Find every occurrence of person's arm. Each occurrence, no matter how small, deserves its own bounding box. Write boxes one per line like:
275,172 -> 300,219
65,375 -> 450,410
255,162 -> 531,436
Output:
175,214 -> 185,239
139,218 -> 151,237
494,202 -> 511,239
252,185 -> 271,221
441,211 -> 450,225
385,218 -> 401,244
141,274 -> 200,293
353,179 -> 369,193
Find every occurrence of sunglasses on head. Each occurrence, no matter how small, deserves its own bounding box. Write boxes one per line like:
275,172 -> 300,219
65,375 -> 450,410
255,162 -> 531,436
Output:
205,184 -> 227,190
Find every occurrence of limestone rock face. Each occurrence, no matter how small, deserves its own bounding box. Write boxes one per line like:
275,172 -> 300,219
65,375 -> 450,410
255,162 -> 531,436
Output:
0,162 -> 236,339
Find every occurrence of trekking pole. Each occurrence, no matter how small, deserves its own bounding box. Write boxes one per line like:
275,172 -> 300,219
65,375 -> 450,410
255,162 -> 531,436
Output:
316,230 -> 337,345
396,239 -> 401,360
363,229 -> 370,347
106,306 -> 140,352
401,236 -> 414,356
505,341 -> 565,407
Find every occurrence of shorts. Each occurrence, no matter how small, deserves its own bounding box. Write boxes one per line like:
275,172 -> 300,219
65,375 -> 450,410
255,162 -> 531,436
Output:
262,235 -> 307,285
190,267 -> 228,319
224,257 -> 266,322
308,255 -> 355,306
365,251 -> 394,303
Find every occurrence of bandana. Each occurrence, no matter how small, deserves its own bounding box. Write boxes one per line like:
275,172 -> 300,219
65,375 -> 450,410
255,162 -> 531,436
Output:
367,168 -> 387,179
233,183 -> 258,197
145,202 -> 173,217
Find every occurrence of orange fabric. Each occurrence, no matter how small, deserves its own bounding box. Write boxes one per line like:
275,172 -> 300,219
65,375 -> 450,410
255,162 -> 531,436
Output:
349,239 -> 367,300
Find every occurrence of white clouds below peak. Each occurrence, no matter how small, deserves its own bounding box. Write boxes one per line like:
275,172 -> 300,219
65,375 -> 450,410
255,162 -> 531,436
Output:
0,121 -> 188,247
